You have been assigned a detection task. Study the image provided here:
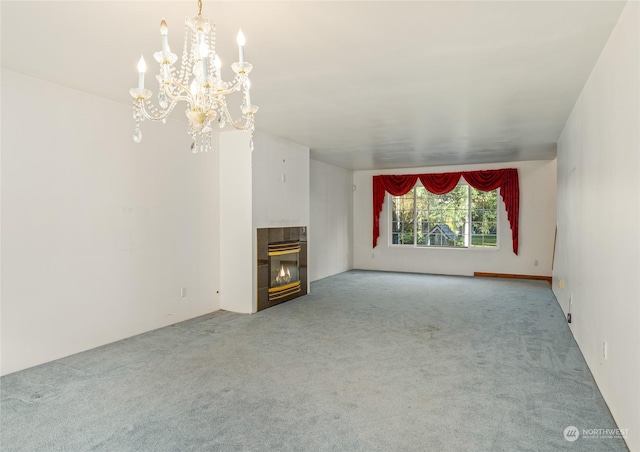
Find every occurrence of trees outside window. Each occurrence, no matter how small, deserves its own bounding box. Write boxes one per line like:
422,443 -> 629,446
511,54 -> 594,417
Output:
390,191 -> 415,245
391,185 -> 498,248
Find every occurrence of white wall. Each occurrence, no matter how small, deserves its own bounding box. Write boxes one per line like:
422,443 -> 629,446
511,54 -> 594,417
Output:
309,160 -> 353,281
554,2 -> 639,449
219,131 -> 254,314
353,160 -> 557,277
252,131 -> 310,229
1,70 -> 221,375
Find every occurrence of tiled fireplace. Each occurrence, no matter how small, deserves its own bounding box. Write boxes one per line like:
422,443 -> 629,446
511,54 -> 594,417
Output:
257,227 -> 308,311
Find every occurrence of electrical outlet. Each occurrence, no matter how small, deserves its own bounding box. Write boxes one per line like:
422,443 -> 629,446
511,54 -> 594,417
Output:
559,279 -> 564,290
181,287 -> 187,298
534,259 -> 539,267
603,341 -> 608,360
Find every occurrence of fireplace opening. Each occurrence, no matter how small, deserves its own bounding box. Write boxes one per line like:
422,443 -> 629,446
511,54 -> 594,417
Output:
268,241 -> 301,301
275,263 -> 292,284
257,227 -> 307,311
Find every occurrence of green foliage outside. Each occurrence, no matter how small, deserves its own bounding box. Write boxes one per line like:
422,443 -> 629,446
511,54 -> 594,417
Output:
471,235 -> 497,246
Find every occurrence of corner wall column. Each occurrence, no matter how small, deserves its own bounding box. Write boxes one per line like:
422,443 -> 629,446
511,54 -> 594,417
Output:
219,130 -> 254,313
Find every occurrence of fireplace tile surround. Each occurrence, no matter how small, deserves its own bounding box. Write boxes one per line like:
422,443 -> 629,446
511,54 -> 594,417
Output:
257,227 -> 308,311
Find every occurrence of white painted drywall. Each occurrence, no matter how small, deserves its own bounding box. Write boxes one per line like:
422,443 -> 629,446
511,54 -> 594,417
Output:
309,160 -> 353,281
251,131 -> 310,294
219,130 -> 254,314
353,160 -> 557,277
1,70 -> 221,375
554,2 -> 640,449
252,131 -> 310,229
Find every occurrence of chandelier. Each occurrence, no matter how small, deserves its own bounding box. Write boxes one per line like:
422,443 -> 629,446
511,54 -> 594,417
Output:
130,0 -> 257,153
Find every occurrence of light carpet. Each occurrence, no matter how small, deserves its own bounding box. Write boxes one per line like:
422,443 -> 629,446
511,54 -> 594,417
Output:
0,270 -> 628,451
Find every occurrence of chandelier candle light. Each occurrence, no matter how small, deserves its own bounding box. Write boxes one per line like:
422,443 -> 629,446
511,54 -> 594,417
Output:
130,0 -> 258,153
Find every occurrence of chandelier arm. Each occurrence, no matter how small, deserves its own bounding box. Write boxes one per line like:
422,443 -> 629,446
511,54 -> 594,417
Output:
211,80 -> 245,98
163,80 -> 195,103
228,118 -> 254,131
216,100 -> 254,131
138,95 -> 191,122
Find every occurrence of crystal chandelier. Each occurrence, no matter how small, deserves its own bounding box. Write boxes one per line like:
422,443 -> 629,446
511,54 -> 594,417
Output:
130,0 -> 257,153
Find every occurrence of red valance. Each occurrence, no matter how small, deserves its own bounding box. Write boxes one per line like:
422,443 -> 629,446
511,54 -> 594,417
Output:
373,168 -> 519,254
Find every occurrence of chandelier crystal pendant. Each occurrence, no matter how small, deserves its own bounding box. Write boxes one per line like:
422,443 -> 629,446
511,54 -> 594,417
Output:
130,0 -> 258,153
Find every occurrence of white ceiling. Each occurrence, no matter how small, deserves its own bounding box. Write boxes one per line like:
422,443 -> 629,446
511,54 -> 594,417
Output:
1,1 -> 628,170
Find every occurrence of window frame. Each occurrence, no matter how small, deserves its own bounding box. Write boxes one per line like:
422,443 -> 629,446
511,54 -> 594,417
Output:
388,182 -> 500,250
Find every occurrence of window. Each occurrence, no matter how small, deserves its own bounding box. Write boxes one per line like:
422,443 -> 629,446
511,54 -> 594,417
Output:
391,185 -> 498,248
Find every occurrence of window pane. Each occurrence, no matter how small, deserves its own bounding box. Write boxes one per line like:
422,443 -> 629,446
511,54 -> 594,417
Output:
391,190 -> 415,245
417,185 -> 469,247
471,189 -> 498,247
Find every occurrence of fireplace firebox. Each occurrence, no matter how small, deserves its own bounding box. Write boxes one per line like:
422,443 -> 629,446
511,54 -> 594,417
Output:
268,241 -> 301,301
257,227 -> 307,311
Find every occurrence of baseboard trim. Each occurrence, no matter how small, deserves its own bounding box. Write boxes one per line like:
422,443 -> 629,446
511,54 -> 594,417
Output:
474,272 -> 552,285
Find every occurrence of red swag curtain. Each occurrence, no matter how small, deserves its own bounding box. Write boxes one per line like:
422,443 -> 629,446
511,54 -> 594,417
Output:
372,168 -> 519,254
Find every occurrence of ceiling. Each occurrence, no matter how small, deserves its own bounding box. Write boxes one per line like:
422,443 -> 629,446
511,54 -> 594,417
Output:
1,1 -> 628,170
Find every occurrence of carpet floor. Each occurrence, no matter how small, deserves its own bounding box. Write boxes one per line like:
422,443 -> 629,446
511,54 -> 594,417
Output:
0,270 -> 628,451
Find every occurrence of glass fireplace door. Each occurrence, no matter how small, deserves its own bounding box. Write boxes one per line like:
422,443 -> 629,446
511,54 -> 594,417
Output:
268,242 -> 301,300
